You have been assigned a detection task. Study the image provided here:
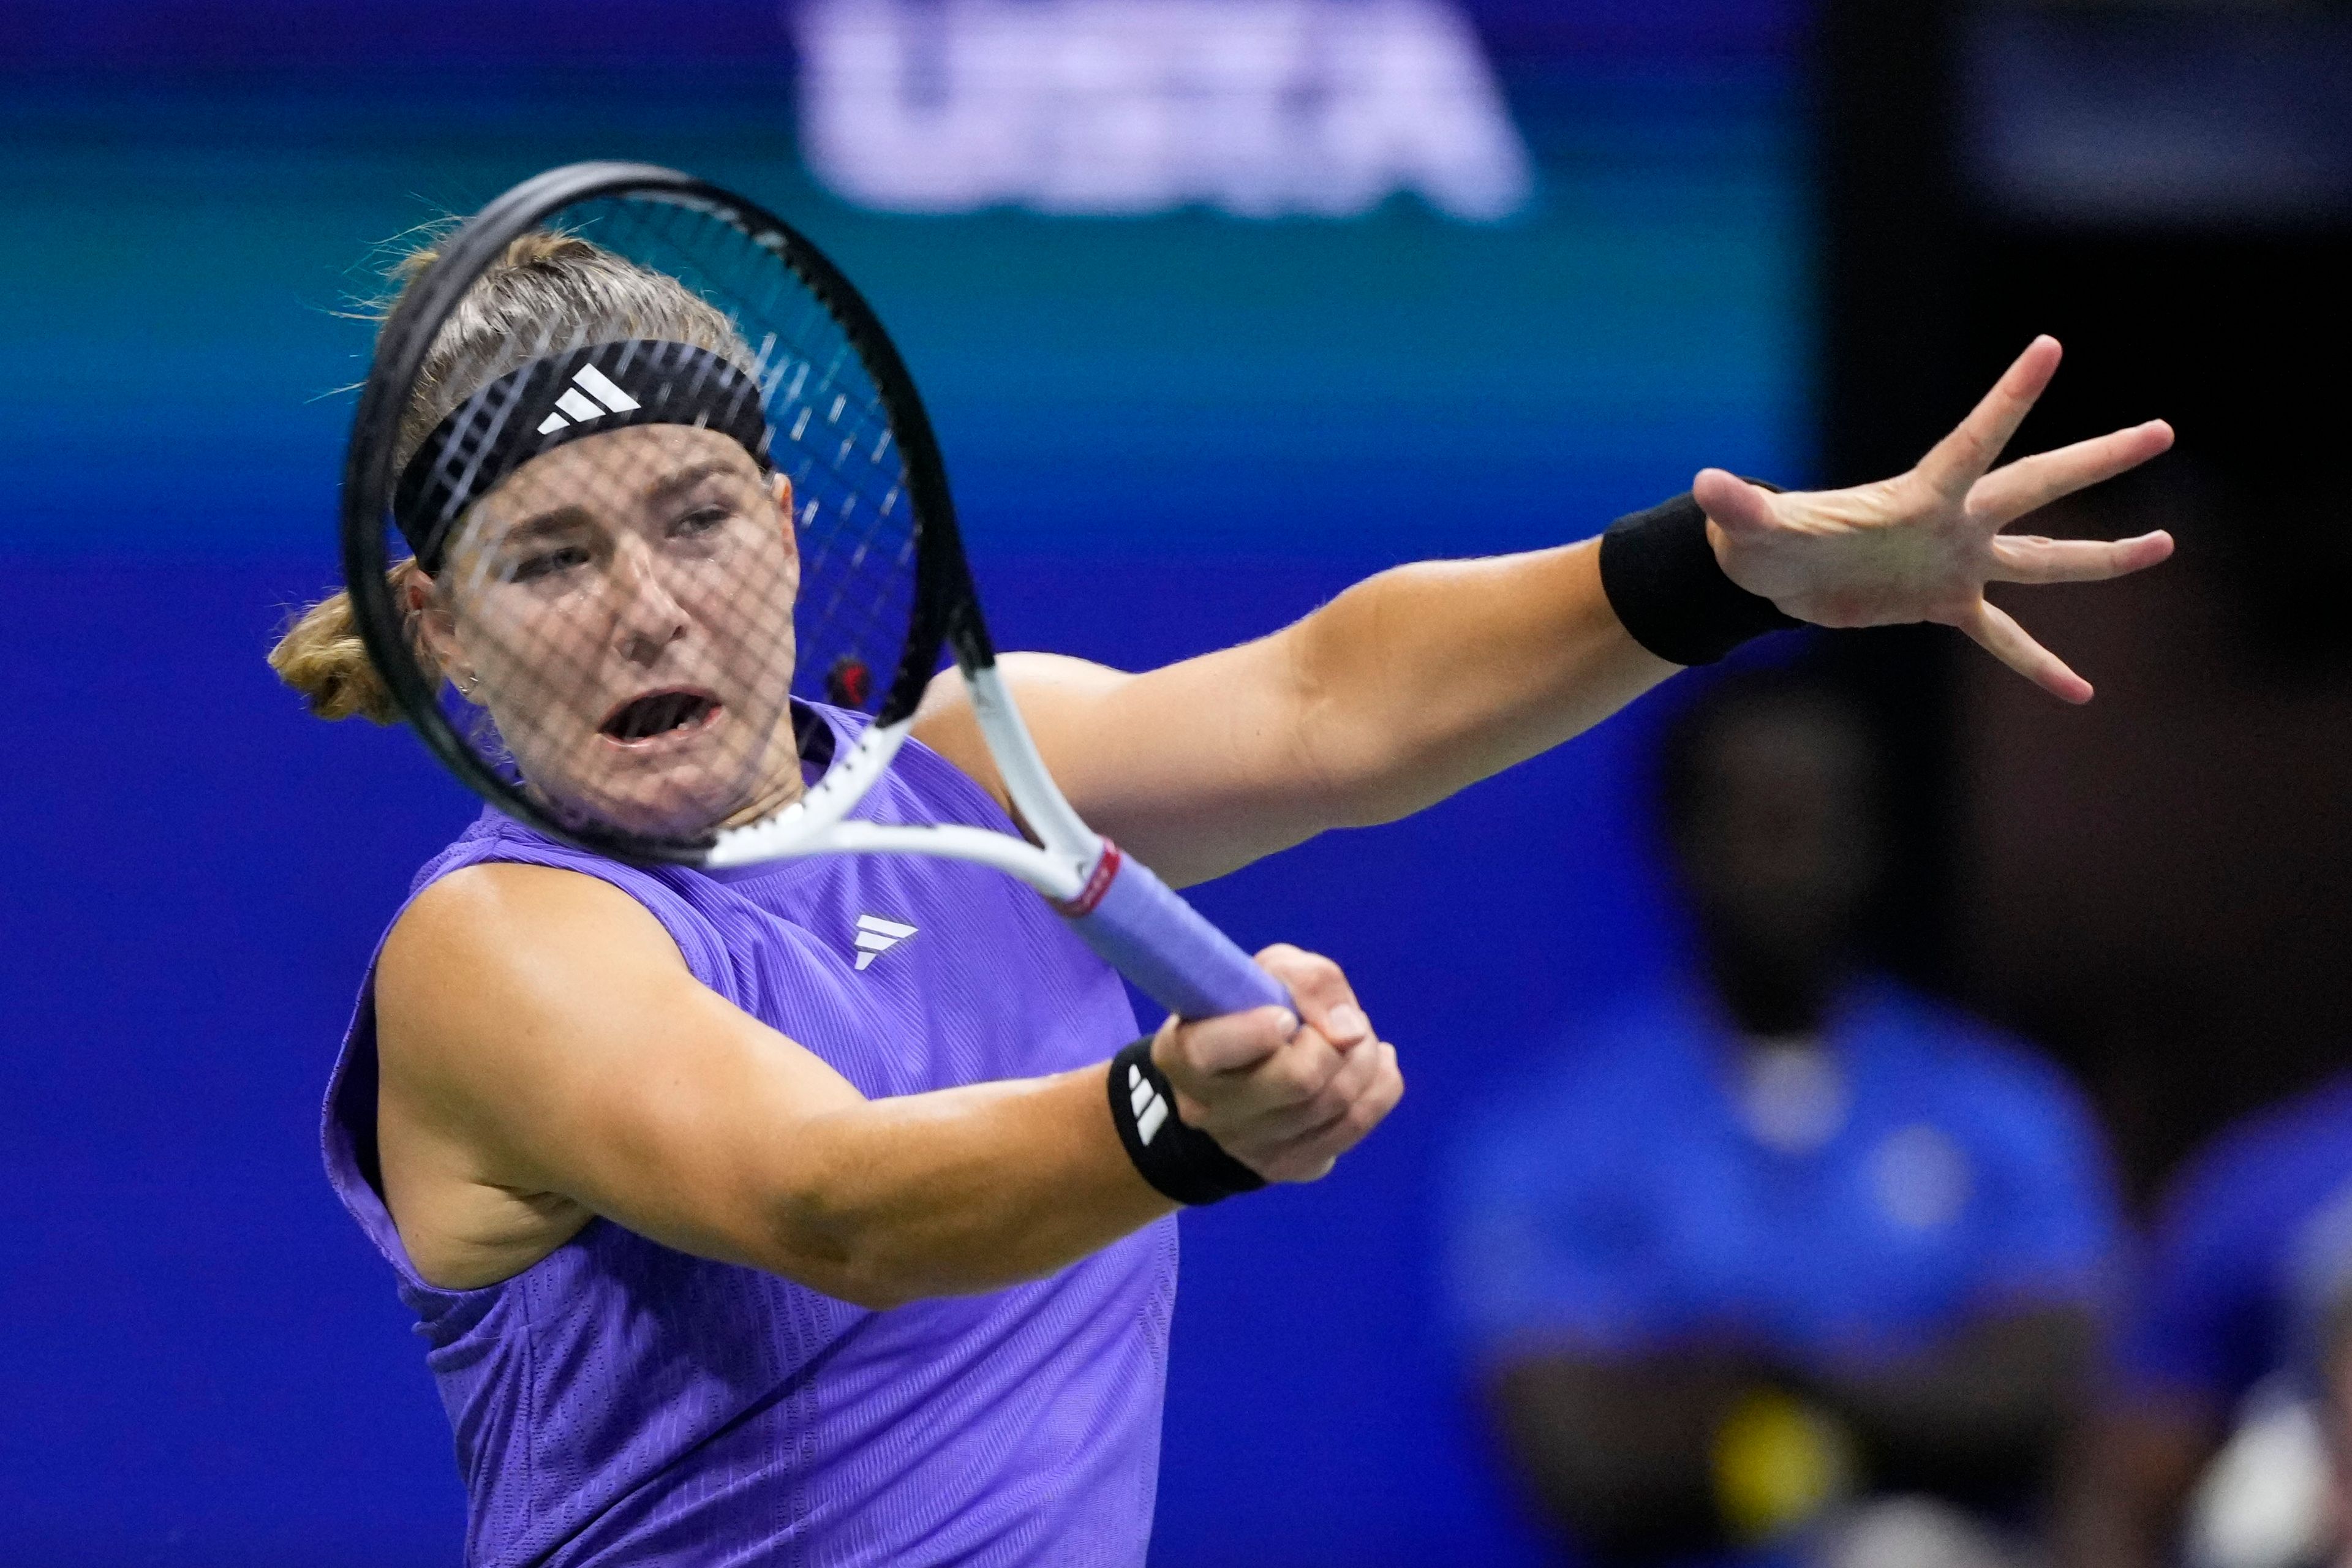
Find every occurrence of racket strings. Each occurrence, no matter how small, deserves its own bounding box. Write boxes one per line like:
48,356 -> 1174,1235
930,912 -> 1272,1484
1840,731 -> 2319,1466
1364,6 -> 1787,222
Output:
583,194 -> 914,654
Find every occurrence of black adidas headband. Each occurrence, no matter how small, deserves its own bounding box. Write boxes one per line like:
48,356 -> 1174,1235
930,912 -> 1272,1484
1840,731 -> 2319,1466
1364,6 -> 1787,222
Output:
391,339 -> 776,573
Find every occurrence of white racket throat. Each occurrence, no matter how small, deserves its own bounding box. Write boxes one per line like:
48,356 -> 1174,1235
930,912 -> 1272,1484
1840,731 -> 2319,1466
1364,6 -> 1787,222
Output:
703,665 -> 1104,903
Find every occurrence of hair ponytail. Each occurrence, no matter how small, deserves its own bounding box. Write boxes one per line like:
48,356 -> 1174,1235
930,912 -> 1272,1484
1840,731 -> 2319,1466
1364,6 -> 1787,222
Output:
268,558 -> 443,723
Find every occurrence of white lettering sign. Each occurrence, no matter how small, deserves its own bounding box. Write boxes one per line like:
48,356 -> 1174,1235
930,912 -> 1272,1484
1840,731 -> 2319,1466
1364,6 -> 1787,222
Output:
794,0 -> 1535,221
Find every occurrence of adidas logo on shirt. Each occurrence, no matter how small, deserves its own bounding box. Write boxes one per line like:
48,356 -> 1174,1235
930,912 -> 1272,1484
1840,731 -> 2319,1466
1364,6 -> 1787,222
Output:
853,914 -> 918,971
536,364 -> 642,435
1126,1065 -> 1169,1146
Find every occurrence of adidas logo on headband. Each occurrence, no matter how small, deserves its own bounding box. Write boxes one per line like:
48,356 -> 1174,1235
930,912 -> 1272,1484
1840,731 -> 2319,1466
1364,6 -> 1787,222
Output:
392,339 -> 778,571
536,364 -> 643,435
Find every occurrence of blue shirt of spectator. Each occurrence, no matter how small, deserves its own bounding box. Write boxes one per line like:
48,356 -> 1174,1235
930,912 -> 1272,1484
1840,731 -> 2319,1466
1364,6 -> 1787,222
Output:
1447,979 -> 2118,1368
2122,1073 -> 2352,1411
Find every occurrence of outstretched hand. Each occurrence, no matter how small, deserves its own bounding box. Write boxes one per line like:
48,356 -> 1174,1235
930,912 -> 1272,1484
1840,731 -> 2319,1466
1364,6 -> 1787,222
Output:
1694,336 -> 2175,703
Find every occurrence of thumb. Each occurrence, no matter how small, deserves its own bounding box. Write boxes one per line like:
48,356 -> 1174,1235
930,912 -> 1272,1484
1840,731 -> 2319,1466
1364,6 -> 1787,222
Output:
1692,468 -> 1776,537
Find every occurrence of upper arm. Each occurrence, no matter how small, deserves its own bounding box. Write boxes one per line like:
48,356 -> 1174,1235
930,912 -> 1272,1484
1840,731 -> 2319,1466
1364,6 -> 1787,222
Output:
908,641 -> 1335,887
375,863 -> 868,1278
907,541 -> 1668,888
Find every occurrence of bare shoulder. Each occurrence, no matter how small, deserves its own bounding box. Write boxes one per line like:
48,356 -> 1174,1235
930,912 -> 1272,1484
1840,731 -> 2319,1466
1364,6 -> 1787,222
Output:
388,858 -> 657,948
374,863 -> 692,1287
377,862 -> 687,1091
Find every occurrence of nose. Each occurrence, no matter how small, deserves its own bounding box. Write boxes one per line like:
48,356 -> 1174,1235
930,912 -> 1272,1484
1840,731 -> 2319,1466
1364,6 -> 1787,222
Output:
608,535 -> 690,666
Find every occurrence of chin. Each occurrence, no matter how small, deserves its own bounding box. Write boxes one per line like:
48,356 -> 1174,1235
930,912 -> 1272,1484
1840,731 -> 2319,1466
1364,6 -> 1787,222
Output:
523,707 -> 797,844
521,748 -> 744,843
581,772 -> 756,843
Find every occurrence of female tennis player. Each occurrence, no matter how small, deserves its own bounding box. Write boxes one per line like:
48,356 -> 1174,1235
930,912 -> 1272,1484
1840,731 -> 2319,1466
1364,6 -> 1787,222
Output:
273,232 -> 2172,1567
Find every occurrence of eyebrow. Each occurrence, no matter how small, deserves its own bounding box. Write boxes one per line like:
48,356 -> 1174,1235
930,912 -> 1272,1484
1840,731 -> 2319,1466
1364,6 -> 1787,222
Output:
489,458 -> 751,546
646,460 -> 750,504
495,505 -> 596,547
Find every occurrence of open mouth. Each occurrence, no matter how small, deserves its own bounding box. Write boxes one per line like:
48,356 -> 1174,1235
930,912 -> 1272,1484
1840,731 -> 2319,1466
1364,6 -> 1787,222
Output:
598,688 -> 723,745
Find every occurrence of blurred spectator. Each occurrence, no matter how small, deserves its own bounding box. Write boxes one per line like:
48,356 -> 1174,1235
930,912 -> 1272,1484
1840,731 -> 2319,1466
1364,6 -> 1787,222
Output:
1445,670 -> 2121,1566
2061,1077 -> 2352,1568
2321,1281 -> 2352,1568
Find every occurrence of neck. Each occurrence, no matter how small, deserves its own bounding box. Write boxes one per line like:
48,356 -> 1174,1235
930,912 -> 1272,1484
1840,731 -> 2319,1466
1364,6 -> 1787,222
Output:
1702,943 -> 1848,1039
714,708 -> 821,832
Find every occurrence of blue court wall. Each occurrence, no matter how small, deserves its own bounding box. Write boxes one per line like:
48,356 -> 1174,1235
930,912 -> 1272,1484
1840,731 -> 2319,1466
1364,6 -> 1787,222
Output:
0,4 -> 1809,1562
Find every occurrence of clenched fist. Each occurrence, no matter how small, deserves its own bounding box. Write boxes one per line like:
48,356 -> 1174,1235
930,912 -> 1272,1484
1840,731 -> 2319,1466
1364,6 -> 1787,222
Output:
1150,943 -> 1403,1184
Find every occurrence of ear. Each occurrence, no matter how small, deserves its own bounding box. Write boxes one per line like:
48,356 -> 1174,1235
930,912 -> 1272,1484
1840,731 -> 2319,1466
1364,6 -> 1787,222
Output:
404,569 -> 472,692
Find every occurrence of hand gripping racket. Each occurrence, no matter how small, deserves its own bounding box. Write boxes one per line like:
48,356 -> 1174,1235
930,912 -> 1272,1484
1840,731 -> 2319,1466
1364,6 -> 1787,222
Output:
341,162 -> 1287,1021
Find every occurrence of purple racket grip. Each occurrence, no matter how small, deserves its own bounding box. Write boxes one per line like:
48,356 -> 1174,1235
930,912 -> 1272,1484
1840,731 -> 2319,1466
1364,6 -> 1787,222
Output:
1054,842 -> 1291,1021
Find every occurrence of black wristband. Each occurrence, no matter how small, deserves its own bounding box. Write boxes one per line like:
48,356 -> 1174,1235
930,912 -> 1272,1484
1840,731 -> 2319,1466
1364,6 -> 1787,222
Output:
1597,490 -> 1801,666
1108,1038 -> 1268,1206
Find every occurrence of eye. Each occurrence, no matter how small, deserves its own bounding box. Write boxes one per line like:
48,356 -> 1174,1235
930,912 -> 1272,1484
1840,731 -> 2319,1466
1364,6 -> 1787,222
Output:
670,504 -> 731,538
507,544 -> 592,584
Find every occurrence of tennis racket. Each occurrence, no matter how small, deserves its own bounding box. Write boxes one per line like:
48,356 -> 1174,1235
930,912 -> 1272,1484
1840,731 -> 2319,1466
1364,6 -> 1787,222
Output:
341,160 -> 1287,1022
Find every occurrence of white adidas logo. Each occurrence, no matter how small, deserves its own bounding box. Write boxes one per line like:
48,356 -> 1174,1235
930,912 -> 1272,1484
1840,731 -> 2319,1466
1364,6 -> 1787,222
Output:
1125,1064 -> 1169,1146
536,364 -> 641,435
853,913 -> 917,971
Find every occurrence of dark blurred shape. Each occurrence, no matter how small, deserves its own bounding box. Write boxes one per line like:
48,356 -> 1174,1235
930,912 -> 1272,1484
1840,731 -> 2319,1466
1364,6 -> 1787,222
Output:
1960,5 -> 2352,229
1928,20 -> 2352,1516
1813,0 -> 1969,993
2059,1079 -> 2352,1568
1819,0 -> 2352,1200
1445,671 -> 2120,1566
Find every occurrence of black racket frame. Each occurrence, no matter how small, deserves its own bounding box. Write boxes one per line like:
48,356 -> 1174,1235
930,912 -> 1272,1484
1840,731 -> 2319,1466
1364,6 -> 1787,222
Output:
341,161 -> 990,864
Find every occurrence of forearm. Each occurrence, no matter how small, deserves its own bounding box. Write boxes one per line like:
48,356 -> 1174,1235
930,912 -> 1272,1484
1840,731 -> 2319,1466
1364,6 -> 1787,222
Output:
1487,1351 -> 1757,1562
2050,1403 -> 2217,1568
771,1065 -> 1173,1309
403,870 -> 1392,1311
940,523 -> 1691,883
762,967 -> 1388,1306
1289,538 -> 1677,826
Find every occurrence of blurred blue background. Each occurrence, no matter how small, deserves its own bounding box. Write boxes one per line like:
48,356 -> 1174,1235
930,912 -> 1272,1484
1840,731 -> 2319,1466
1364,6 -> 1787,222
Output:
0,1 -> 1806,1562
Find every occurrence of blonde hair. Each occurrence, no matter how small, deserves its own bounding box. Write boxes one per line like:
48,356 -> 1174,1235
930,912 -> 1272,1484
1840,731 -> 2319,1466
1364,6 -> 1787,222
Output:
268,228 -> 758,723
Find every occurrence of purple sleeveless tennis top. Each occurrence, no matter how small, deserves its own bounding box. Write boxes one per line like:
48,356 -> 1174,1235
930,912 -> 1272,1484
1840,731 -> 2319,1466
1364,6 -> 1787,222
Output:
322,704 -> 1177,1567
